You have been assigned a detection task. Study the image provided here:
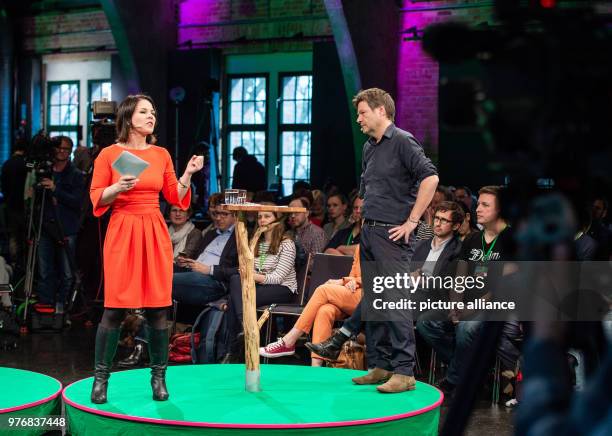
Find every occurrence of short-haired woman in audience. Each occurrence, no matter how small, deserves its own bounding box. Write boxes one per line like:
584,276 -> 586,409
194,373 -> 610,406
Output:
260,246 -> 362,366
167,205 -> 202,265
324,196 -> 363,256
226,203 -> 297,351
323,193 -> 350,241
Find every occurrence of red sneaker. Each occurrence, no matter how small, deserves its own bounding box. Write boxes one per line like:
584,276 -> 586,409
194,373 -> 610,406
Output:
259,338 -> 295,358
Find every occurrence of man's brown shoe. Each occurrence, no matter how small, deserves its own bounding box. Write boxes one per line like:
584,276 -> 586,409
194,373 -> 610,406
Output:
352,368 -> 393,385
376,374 -> 417,393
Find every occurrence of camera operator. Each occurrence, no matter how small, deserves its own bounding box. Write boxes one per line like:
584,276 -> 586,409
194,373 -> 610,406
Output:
35,135 -> 85,313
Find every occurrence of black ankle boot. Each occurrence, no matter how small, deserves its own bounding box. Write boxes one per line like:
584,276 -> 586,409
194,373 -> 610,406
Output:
91,326 -> 120,404
117,340 -> 148,368
147,327 -> 169,401
305,330 -> 349,361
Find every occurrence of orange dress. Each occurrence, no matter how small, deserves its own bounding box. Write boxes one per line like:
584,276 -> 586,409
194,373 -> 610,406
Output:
90,144 -> 190,308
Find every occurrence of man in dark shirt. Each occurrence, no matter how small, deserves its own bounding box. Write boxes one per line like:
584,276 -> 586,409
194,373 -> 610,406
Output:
1,139 -> 28,266
231,146 -> 266,196
352,88 -> 439,393
35,136 -> 85,312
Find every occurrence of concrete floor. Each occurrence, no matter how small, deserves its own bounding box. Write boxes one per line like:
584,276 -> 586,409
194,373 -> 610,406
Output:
0,318 -> 515,435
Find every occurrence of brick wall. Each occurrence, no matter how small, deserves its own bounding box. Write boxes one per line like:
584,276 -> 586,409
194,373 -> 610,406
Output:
396,0 -> 495,156
22,8 -> 115,53
177,0 -> 332,53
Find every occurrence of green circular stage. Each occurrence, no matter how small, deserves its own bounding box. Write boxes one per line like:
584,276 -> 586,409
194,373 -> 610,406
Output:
63,364 -> 442,435
0,367 -> 62,436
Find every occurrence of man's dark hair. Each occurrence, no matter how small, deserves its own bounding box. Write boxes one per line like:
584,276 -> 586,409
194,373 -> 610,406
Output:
434,201 -> 465,225
436,185 -> 454,201
456,185 -> 472,197
232,146 -> 248,161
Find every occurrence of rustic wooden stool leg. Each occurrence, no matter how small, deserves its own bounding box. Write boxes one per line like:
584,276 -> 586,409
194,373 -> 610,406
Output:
234,216 -> 261,392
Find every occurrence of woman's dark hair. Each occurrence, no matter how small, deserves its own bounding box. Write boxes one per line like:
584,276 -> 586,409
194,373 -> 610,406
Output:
116,94 -> 157,144
328,192 -> 349,217
457,200 -> 478,230
254,202 -> 292,256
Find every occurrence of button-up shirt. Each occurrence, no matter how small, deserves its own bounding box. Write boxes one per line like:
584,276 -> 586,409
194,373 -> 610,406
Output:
295,221 -> 327,255
359,124 -> 437,224
196,225 -> 234,268
422,236 -> 452,276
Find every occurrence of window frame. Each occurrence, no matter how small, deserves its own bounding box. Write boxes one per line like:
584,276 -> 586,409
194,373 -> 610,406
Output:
87,79 -> 112,147
277,72 -> 313,195
223,73 -> 269,188
46,80 -> 80,144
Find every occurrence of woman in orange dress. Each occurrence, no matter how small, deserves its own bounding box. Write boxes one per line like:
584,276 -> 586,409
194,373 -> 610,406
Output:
89,94 -> 203,404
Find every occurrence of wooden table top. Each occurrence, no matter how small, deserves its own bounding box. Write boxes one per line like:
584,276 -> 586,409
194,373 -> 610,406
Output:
219,203 -> 307,213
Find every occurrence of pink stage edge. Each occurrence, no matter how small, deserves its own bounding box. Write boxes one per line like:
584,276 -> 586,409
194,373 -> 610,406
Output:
0,380 -> 62,414
62,383 -> 443,429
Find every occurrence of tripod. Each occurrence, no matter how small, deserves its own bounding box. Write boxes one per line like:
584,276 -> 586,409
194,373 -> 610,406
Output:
22,181 -> 83,326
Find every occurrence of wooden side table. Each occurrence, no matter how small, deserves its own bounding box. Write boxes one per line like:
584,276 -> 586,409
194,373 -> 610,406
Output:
219,203 -> 306,392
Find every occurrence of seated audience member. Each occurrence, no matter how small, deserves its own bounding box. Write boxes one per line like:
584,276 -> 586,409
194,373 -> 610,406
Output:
455,185 -> 477,217
417,186 -> 521,398
224,204 -> 297,361
416,185 -> 454,241
260,246 -> 362,366
288,197 -> 327,256
278,180 -> 311,205
168,205 -> 202,264
323,193 -> 351,241
172,203 -> 238,307
201,193 -> 224,239
310,189 -> 326,227
457,200 -> 479,241
325,196 -> 363,256
307,202 -> 464,362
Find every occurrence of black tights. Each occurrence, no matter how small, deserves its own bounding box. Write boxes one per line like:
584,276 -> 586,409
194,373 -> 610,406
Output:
100,308 -> 168,330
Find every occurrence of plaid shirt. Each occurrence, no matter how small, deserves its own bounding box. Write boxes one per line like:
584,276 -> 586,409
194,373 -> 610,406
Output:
295,221 -> 327,255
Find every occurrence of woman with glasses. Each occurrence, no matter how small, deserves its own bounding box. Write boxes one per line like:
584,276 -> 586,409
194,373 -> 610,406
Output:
89,94 -> 203,404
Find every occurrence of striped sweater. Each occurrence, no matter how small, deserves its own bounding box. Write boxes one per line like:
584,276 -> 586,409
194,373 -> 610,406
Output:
254,239 -> 298,293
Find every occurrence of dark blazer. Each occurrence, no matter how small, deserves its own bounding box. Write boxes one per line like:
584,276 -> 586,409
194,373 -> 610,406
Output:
411,235 -> 462,277
195,228 -> 239,282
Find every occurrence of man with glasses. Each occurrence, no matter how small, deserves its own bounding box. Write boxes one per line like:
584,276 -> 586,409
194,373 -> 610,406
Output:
171,201 -> 238,306
35,135 -> 85,313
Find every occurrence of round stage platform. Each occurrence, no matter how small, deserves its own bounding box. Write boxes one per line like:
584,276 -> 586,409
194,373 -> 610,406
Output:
63,364 -> 442,435
0,367 -> 62,436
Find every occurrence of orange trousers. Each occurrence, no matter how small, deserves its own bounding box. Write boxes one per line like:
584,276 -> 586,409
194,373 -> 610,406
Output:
294,284 -> 362,358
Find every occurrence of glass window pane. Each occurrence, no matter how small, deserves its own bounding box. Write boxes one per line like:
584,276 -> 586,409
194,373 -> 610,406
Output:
50,106 -> 60,124
230,102 -> 242,124
60,106 -> 69,124
231,79 -> 243,102
296,76 -> 311,100
296,101 -> 308,124
255,101 -> 266,124
282,132 -> 295,155
282,156 -> 294,179
60,84 -> 70,103
230,132 -> 242,148
69,85 -> 78,104
91,84 -> 101,101
282,101 -> 295,124
243,102 -> 255,124
283,77 -> 296,99
255,78 -> 266,101
243,78 -> 255,101
255,132 -> 266,155
69,106 -> 78,124
50,87 -> 60,104
102,82 -> 112,99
